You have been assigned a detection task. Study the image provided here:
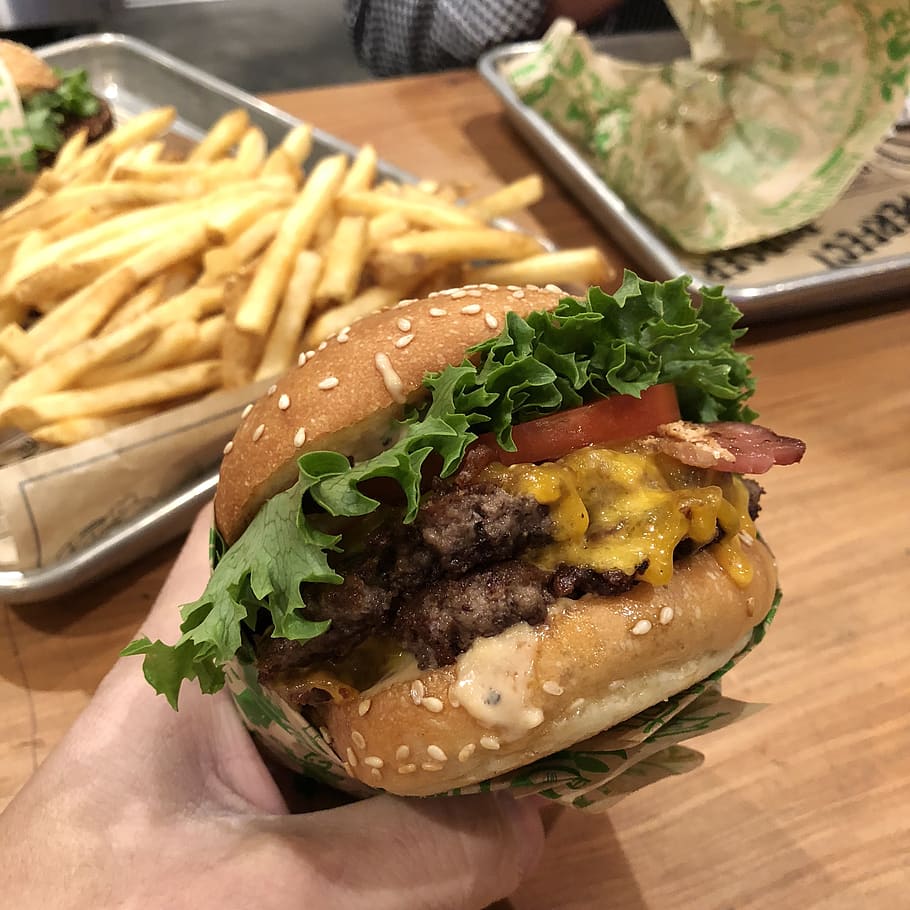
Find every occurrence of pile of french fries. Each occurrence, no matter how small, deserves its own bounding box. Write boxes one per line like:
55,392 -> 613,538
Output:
0,106 -> 609,449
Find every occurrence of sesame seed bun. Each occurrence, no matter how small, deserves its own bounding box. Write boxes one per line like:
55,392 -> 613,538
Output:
0,40 -> 58,99
214,284 -> 564,544
317,542 -> 776,796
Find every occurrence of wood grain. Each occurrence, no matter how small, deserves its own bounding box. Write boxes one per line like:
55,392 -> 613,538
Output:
2,70 -> 908,907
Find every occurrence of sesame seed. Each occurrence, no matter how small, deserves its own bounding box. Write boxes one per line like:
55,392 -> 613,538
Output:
463,284 -> 478,289
222,440 -> 233,456
317,341 -> 327,351
267,384 -> 277,396
297,351 -> 307,366
527,708 -> 545,728
449,289 -> 467,299
466,289 -> 482,297
428,291 -> 440,298
511,289 -> 525,299
429,307 -> 447,317
479,735 -> 500,751
342,762 -> 352,776
542,681 -> 564,696
484,312 -> 499,330
526,284 -> 541,290
293,427 -> 307,447
738,530 -> 754,546
340,325 -> 351,335
351,731 -> 366,750
241,403 -> 254,418
544,283 -> 563,293
659,607 -> 675,625
410,680 -> 425,704
448,686 -> 461,708
252,424 -> 265,441
398,763 -> 417,774
337,333 -> 350,344
632,619 -> 653,636
460,303 -> 482,314
394,333 -> 414,349
458,744 -> 476,763
374,352 -> 405,403
364,756 -> 384,769
318,376 -> 339,390
427,745 -> 447,762
278,393 -> 290,410
569,698 -> 585,712
397,317 -> 411,332
346,747 -> 358,767
507,285 -> 521,291
358,698 -> 372,717
370,768 -> 382,781
398,298 -> 417,306
396,745 -> 410,761
421,762 -> 443,772
305,350 -> 316,360
422,696 -> 444,713
480,283 -> 498,291
319,726 -> 332,744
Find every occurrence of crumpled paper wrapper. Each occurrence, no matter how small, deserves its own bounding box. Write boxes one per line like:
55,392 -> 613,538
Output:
226,591 -> 779,813
0,59 -> 37,204
0,380 -> 269,571
505,4 -> 910,252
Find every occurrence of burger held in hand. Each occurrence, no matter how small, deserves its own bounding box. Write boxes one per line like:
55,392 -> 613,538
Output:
128,273 -> 805,797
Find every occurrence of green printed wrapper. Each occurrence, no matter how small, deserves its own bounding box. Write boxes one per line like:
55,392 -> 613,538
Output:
226,588 -> 780,813
504,5 -> 910,253
0,59 -> 37,205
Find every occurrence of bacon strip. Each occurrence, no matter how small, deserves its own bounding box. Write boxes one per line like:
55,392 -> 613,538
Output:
646,420 -> 806,474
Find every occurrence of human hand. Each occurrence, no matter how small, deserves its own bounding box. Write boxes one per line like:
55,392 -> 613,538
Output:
0,506 -> 544,910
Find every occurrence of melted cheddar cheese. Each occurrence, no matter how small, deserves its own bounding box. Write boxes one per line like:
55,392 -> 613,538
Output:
481,445 -> 756,587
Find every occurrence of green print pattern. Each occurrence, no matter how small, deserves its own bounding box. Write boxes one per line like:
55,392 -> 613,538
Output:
505,3 -> 910,253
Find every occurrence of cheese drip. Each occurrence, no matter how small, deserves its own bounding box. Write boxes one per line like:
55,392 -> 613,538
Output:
481,446 -> 756,587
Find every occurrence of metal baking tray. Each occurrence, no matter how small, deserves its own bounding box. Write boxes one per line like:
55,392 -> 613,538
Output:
479,32 -> 910,321
0,33 -> 545,603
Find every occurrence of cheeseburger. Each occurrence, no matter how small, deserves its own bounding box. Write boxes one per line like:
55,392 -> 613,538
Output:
128,274 -> 805,797
0,40 -> 113,168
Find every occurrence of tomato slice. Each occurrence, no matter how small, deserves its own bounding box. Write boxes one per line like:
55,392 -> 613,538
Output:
478,383 -> 680,465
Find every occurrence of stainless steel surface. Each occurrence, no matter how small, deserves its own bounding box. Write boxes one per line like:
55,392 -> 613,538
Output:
0,33 -> 531,603
478,34 -> 910,321
0,1 -> 105,29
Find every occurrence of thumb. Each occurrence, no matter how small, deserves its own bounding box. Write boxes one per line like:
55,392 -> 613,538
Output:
259,791 -> 544,910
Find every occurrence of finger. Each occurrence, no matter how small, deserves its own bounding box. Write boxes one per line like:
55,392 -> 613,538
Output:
257,791 -> 544,910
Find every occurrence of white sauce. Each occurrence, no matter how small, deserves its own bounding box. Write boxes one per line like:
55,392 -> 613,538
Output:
454,623 -> 544,741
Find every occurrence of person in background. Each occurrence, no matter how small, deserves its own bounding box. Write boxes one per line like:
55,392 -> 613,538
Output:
345,0 -> 675,76
0,507 -> 544,910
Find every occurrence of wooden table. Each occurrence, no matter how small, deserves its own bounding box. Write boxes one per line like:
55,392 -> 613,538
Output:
2,71 -> 909,908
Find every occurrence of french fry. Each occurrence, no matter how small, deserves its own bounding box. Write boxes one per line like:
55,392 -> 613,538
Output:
384,228 -> 544,262
0,317 -> 159,409
10,230 -> 45,270
466,175 -> 544,220
53,128 -> 89,174
341,144 -> 378,194
337,190 -> 482,229
278,123 -> 313,166
367,211 -> 410,249
260,148 -> 297,181
196,314 -> 226,359
367,247 -> 436,287
221,271 -> 262,388
235,153 -> 347,336
101,274 -> 167,334
2,360 -> 222,431
161,261 -> 200,299
30,409 -> 159,446
188,109 -> 250,163
257,251 -> 322,379
80,106 -> 176,165
302,285 -> 402,345
79,321 -> 200,387
315,216 -> 368,306
133,140 -> 165,166
0,324 -> 36,368
235,127 -> 268,176
464,247 -> 612,288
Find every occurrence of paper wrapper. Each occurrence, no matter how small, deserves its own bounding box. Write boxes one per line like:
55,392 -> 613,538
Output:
504,5 -> 910,252
0,59 -> 37,204
225,591 -> 779,813
0,381 -> 269,571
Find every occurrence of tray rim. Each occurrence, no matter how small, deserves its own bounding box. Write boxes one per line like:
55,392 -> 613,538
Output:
477,38 -> 910,313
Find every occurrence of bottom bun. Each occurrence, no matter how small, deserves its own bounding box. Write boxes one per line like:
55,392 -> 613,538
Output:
315,540 -> 777,796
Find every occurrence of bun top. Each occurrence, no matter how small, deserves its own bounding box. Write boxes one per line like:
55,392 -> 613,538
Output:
0,40 -> 58,98
215,284 -> 565,544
